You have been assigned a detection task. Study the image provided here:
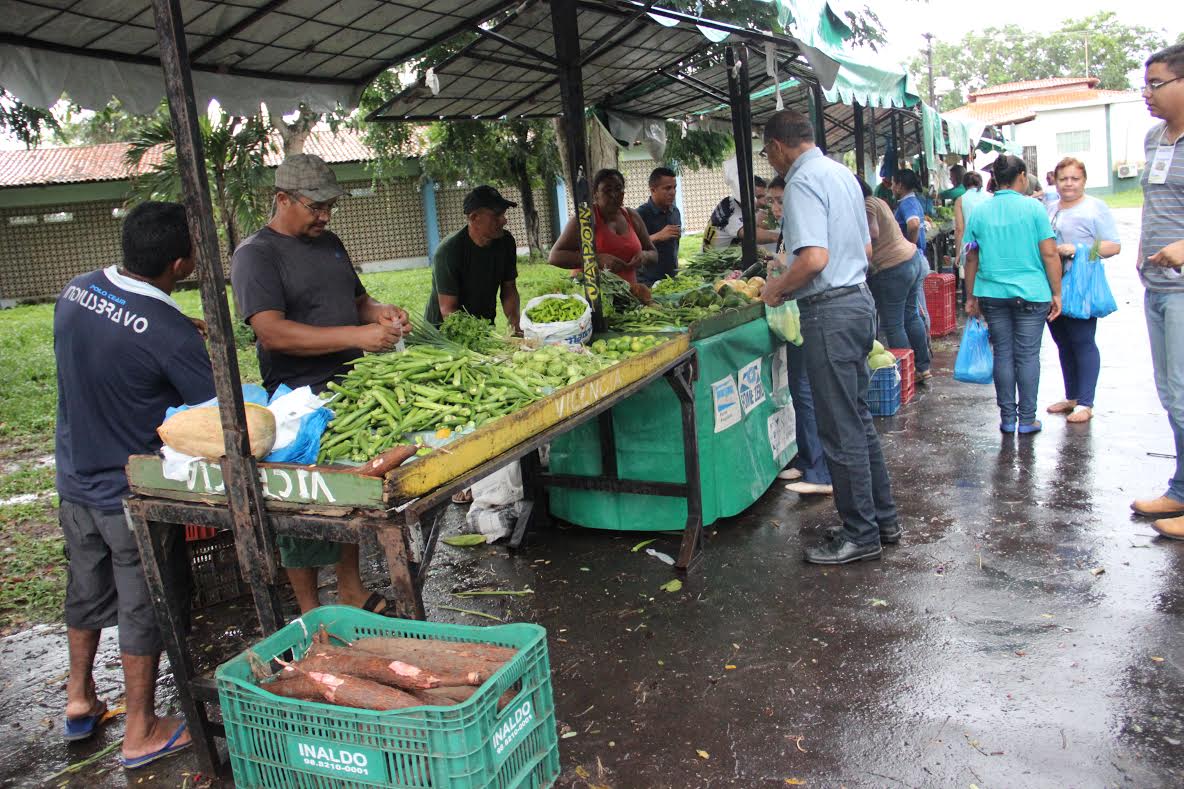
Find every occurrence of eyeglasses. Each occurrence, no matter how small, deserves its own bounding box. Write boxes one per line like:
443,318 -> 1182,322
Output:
1143,76 -> 1184,94
758,146 -> 768,159
289,193 -> 336,216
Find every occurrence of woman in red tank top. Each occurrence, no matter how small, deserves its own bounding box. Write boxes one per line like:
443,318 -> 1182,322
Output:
548,169 -> 657,285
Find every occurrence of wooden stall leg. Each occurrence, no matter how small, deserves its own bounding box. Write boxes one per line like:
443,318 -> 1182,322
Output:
125,505 -> 223,777
377,523 -> 424,620
666,362 -> 704,573
511,449 -> 548,549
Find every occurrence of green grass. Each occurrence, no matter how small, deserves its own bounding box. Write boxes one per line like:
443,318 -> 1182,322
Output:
679,232 -> 704,261
0,497 -> 64,630
0,258 -> 573,629
1101,190 -> 1144,210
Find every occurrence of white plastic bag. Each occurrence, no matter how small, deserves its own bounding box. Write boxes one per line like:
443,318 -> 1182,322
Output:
468,502 -> 524,544
521,294 -> 593,347
469,462 -> 523,508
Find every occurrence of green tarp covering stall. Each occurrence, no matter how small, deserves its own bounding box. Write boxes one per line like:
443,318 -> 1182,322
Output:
548,318 -> 797,532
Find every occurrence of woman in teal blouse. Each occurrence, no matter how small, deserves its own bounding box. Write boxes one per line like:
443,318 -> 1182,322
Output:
964,154 -> 1063,434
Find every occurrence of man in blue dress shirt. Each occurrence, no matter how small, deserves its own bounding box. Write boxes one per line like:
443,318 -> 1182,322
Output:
760,109 -> 901,565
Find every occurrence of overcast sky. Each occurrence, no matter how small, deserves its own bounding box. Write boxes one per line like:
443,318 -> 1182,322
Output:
872,0 -> 1184,75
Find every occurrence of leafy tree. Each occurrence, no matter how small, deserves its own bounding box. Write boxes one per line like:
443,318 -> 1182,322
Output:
912,12 -> 1168,111
0,87 -> 58,149
420,119 -> 560,253
54,97 -> 164,145
667,0 -> 885,50
125,110 -> 273,251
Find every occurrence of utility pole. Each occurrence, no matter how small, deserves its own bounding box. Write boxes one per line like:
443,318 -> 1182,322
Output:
1085,32 -> 1090,78
924,32 -> 936,105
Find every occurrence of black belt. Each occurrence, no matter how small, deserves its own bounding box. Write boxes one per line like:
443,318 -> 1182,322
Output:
798,284 -> 864,307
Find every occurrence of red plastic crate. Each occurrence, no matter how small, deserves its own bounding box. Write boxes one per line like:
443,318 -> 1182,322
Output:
889,348 -> 915,404
185,524 -> 218,541
924,272 -> 957,337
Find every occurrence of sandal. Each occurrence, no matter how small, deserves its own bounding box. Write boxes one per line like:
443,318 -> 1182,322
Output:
1066,406 -> 1093,423
361,591 -> 401,617
119,722 -> 191,770
64,699 -> 108,742
451,489 -> 474,505
1047,399 -> 1077,415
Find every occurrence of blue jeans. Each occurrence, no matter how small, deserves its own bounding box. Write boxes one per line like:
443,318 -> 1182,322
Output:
868,251 -> 932,372
1047,316 -> 1100,407
1144,290 -> 1184,502
785,341 -> 831,485
979,297 -> 1051,427
799,286 -> 897,545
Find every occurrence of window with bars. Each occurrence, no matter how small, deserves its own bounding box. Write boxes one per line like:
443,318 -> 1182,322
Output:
1056,130 -> 1091,155
1022,146 -> 1038,174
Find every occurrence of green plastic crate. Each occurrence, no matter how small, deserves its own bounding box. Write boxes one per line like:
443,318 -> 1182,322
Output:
216,606 -> 559,789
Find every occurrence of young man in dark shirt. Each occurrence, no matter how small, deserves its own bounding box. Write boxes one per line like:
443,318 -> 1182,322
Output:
54,201 -> 214,767
635,167 -> 682,285
424,185 -> 521,333
231,154 -> 412,615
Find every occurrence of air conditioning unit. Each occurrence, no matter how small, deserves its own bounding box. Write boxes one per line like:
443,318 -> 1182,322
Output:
1116,163 -> 1139,179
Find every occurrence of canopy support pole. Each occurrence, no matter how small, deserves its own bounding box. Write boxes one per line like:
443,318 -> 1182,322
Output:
854,101 -> 865,179
725,45 -> 758,270
811,81 -> 827,154
150,0 -> 283,635
550,0 -> 604,330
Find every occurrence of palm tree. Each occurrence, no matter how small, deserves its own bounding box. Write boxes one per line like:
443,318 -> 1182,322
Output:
125,110 -> 273,252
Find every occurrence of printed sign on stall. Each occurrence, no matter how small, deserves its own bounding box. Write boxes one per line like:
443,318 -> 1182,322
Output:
737,358 -> 766,416
711,374 -> 742,433
767,403 -> 797,461
772,346 -> 788,396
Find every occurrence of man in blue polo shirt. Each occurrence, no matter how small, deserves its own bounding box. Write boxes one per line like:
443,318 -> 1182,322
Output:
761,109 -> 900,565
54,201 -> 215,767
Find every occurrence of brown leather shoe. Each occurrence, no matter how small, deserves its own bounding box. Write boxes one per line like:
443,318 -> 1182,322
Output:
1131,496 -> 1184,517
1151,516 -> 1184,540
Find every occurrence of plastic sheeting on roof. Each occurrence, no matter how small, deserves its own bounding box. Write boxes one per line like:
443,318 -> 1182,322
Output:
370,3 -> 839,122
0,0 -> 515,115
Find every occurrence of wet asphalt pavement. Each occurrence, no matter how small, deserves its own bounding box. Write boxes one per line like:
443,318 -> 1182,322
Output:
2,207 -> 1181,788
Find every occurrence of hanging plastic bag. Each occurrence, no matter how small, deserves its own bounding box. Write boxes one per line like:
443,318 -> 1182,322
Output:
953,318 -> 993,384
1061,243 -> 1117,320
766,299 -> 803,345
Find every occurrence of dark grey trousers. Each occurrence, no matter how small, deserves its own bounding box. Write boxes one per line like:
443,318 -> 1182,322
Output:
798,285 -> 898,545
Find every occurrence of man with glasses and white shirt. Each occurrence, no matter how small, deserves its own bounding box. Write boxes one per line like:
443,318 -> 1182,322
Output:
231,153 -> 412,615
1130,44 -> 1184,540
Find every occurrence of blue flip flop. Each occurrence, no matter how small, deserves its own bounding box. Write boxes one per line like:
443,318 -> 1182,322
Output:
63,701 -> 107,742
119,722 -> 190,770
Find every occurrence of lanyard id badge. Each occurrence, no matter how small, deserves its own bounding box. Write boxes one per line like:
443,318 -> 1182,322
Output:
1149,137 -> 1176,185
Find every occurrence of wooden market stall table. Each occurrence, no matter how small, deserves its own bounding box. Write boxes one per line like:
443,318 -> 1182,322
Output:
548,303 -> 798,532
124,339 -> 702,779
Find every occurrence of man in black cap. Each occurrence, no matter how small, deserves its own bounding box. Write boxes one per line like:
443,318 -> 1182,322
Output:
425,185 -> 521,334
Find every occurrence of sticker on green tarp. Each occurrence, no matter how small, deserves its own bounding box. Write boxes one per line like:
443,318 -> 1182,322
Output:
711,374 -> 741,432
492,697 -> 536,767
287,738 -> 389,783
768,404 -> 796,461
738,357 -> 766,415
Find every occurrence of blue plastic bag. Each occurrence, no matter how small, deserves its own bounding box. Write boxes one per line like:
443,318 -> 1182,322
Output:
1061,244 -> 1117,320
263,385 -> 334,464
953,318 -> 993,384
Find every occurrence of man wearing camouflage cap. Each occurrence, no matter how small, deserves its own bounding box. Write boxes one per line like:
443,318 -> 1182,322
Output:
231,153 -> 411,615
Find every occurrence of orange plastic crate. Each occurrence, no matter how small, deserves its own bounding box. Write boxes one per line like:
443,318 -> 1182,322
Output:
923,273 -> 957,337
889,348 -> 915,404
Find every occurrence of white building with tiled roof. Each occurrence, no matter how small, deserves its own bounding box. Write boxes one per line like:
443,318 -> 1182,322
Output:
946,78 -> 1157,193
